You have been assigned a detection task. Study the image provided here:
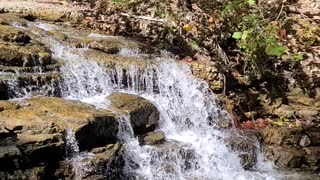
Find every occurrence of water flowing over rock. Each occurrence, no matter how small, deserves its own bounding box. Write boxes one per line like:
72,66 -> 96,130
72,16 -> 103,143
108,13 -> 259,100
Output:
1,12 -> 318,180
107,93 -> 159,135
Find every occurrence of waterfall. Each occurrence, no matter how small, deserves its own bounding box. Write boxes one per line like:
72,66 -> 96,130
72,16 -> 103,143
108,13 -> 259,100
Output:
5,22 -> 280,179
65,129 -> 93,180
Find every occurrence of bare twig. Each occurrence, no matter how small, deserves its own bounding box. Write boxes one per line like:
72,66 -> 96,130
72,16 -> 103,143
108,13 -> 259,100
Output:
275,3 -> 284,21
120,13 -> 167,23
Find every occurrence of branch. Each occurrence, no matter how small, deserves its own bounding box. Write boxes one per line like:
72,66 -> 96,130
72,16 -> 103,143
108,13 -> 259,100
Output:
120,13 -> 167,23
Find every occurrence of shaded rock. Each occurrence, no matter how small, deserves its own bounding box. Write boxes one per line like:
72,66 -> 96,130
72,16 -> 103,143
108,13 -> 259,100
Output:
0,42 -> 52,67
0,25 -> 30,44
139,131 -> 165,145
257,128 -> 302,146
0,166 -> 46,180
262,145 -> 305,168
0,144 -> 22,171
51,160 -> 74,180
0,80 -> 7,99
303,147 -> 320,171
16,133 -> 64,165
306,130 -> 320,146
107,93 -> 159,134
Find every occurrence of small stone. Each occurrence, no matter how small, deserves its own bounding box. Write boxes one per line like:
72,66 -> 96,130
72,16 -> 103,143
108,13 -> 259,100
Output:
140,131 -> 165,145
300,135 -> 311,147
304,147 -> 312,155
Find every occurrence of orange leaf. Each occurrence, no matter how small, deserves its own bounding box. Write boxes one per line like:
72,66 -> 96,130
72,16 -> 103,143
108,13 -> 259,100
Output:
208,16 -> 215,23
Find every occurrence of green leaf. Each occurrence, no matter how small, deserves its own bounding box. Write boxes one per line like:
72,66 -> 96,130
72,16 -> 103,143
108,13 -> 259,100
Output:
232,32 -> 242,40
292,54 -> 304,62
265,44 -> 286,57
241,30 -> 249,40
248,0 -> 255,6
272,120 -> 283,126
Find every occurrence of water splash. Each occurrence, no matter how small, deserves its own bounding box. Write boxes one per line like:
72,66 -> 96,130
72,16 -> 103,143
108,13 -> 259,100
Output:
65,129 -> 93,180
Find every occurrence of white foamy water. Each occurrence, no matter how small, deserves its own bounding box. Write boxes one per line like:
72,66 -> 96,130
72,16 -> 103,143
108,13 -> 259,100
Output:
5,22 -> 284,179
65,129 -> 93,180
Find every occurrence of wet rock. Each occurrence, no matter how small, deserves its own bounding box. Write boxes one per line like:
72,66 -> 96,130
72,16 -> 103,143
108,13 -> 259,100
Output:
107,92 -> 159,134
300,135 -> 311,147
53,143 -> 124,180
139,131 -> 165,145
72,36 -> 140,54
226,131 -> 257,170
83,49 -> 155,69
0,42 -> 52,67
306,130 -> 320,146
89,143 -> 124,179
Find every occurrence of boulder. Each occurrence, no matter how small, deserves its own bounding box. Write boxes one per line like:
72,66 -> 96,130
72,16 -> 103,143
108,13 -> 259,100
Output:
107,93 -> 159,134
0,97 -> 119,150
0,96 -> 119,173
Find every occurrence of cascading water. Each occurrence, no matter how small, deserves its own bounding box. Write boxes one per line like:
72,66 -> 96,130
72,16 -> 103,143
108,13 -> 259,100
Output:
65,129 -> 93,180
7,22 -> 282,179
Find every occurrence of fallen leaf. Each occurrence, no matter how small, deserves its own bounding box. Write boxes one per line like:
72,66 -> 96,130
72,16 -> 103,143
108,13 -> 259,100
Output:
209,16 -> 215,23
183,24 -> 193,32
280,29 -> 286,40
243,121 -> 254,129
